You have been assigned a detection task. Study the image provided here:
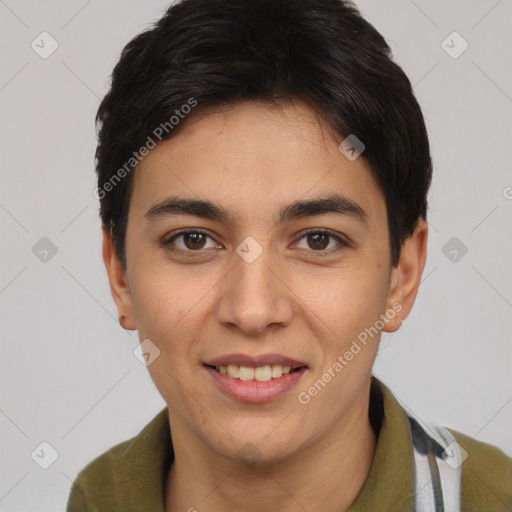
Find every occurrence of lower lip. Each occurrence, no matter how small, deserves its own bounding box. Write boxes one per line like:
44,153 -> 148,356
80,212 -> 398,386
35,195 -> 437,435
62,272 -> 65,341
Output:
204,365 -> 307,403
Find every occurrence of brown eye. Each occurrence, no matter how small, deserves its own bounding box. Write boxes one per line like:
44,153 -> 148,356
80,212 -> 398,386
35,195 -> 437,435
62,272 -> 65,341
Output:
307,233 -> 329,250
182,232 -> 207,250
162,230 -> 221,252
295,229 -> 349,253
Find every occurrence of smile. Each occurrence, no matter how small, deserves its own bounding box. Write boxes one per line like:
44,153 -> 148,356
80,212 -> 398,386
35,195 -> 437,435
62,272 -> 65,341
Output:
203,364 -> 308,402
207,363 -> 306,382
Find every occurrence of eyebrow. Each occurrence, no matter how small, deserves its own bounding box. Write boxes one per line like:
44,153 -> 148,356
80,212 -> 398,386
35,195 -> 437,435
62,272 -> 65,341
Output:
144,193 -> 368,226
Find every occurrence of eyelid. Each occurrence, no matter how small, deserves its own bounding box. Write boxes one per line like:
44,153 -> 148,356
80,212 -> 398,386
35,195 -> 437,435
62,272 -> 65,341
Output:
160,228 -> 352,253
293,228 -> 353,251
160,228 -> 219,248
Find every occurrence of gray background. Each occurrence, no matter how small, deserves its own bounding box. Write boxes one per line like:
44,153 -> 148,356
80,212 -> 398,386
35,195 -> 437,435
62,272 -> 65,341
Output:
1,0 -> 511,510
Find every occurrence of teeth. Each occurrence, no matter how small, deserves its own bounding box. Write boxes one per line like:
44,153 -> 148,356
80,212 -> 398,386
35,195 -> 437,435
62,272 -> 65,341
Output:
239,366 -> 255,381
255,365 -> 272,381
227,364 -> 239,378
271,365 -> 282,378
216,364 -> 302,381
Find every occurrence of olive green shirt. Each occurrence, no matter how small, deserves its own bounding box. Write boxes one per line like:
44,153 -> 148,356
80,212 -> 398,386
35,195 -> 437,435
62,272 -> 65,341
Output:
66,377 -> 512,511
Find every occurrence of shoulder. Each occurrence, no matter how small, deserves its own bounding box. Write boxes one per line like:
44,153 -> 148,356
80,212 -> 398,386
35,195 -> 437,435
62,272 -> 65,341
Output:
65,436 -> 136,512
66,407 -> 170,512
447,427 -> 512,511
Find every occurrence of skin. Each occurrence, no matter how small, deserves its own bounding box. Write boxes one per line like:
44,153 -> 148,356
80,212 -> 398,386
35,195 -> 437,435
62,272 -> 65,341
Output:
103,100 -> 428,512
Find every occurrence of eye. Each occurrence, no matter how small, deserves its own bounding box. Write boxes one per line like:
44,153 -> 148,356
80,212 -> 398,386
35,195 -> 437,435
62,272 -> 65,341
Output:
160,228 -> 351,256
294,229 -> 350,253
161,229 -> 222,253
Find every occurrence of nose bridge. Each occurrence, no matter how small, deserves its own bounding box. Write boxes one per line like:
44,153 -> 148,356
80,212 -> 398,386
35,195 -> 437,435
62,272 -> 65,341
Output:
216,238 -> 293,334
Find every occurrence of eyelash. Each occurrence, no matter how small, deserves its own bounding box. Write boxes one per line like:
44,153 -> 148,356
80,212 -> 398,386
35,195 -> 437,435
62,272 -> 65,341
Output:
160,228 -> 351,257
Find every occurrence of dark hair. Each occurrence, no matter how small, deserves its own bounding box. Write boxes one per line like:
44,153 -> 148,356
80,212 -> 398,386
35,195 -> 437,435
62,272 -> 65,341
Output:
95,0 -> 432,270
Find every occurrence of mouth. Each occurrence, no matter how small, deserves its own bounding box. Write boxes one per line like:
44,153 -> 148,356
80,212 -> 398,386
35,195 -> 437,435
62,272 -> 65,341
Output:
202,356 -> 309,402
203,363 -> 307,382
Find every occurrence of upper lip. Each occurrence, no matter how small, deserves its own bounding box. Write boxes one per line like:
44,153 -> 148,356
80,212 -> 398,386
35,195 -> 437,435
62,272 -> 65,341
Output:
204,353 -> 308,368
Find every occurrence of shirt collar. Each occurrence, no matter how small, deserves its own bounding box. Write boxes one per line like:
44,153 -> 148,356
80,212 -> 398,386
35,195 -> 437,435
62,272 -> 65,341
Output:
112,375 -> 415,511
348,375 -> 416,511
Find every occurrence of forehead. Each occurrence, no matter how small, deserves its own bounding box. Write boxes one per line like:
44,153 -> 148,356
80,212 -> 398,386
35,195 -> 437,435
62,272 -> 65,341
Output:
129,101 -> 385,226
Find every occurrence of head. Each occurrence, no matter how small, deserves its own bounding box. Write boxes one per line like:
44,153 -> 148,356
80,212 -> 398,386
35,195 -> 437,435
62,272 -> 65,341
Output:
100,0 -> 431,464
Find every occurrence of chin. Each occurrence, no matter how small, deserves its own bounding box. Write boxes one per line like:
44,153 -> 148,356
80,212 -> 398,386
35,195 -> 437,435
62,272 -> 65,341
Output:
213,430 -> 302,468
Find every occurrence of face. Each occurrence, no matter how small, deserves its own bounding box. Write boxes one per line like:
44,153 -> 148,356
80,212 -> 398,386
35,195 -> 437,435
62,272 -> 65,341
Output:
104,100 -> 426,464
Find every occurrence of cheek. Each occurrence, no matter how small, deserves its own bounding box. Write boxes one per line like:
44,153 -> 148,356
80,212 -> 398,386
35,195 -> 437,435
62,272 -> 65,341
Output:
304,262 -> 388,335
128,265 -> 195,367
308,271 -> 388,380
130,271 -> 200,410
129,246 -> 201,330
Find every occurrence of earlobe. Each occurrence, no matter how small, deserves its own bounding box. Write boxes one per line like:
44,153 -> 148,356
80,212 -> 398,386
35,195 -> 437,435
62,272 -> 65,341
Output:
383,219 -> 428,333
102,227 -> 137,330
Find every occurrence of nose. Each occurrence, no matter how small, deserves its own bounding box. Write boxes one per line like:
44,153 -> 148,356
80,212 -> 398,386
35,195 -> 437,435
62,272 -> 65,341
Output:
216,242 -> 294,336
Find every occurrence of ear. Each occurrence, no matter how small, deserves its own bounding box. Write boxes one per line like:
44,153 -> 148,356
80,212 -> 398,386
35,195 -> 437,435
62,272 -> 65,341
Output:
102,227 -> 137,330
383,219 -> 428,333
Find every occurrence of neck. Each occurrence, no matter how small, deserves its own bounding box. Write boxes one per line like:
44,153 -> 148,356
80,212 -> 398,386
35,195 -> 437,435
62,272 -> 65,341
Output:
165,380 -> 378,512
